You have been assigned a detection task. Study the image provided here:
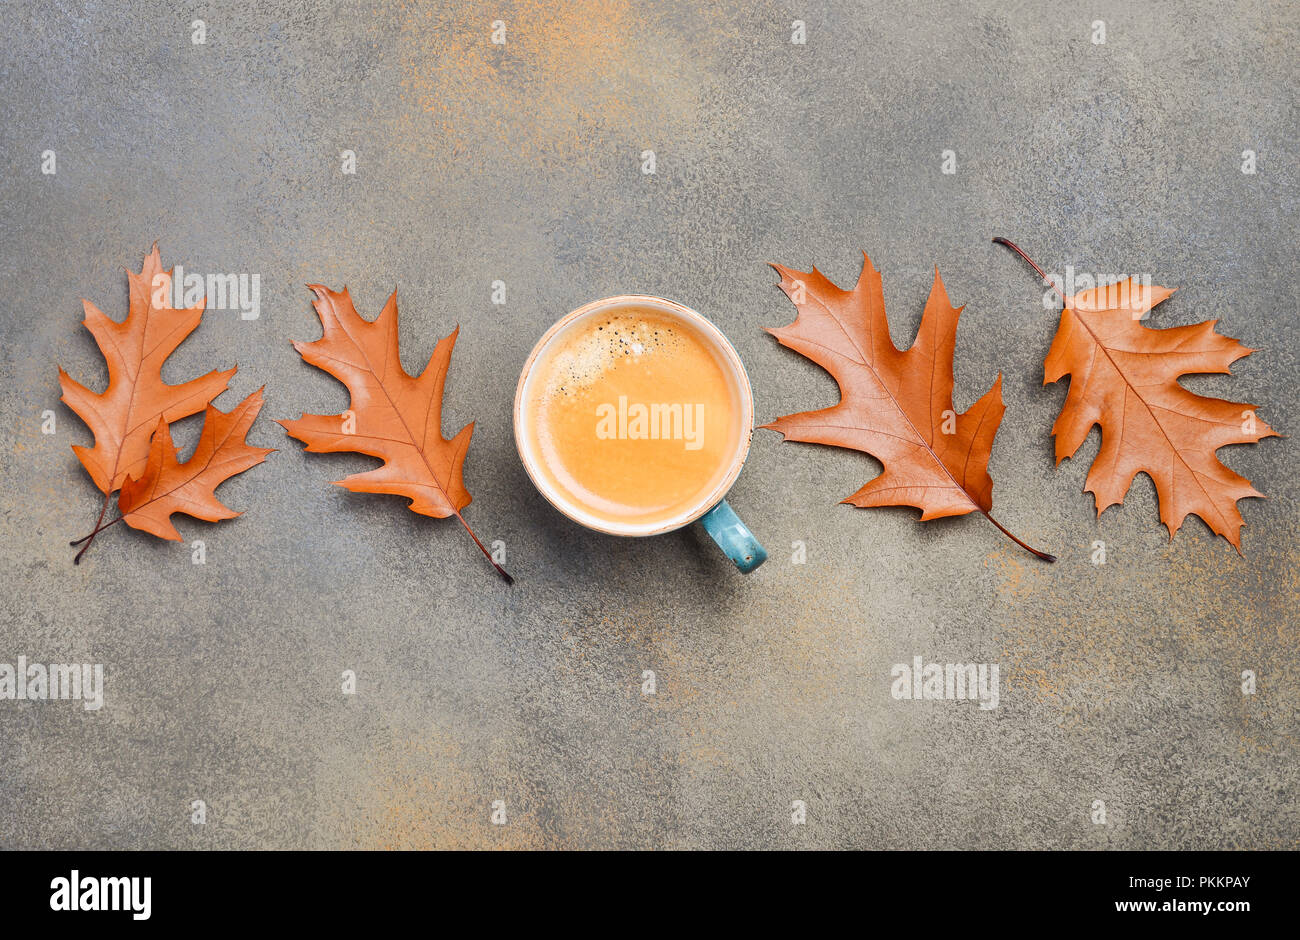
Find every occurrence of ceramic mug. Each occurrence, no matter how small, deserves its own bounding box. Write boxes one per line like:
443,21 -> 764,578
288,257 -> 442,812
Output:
514,295 -> 767,573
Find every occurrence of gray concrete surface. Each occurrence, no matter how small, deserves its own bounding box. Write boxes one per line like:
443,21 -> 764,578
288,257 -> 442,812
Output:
0,0 -> 1296,849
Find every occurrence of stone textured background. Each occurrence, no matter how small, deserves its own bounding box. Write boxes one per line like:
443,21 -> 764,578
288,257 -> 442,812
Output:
0,0 -> 1295,849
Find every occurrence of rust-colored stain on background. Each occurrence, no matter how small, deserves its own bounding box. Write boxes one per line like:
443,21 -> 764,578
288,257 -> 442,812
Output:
987,528 -> 1299,739
390,0 -> 711,159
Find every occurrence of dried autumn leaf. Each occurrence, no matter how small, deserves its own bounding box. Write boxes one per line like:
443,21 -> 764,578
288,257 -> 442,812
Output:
765,252 -> 1054,561
58,245 -> 236,494
279,285 -> 510,582
996,238 -> 1278,552
118,388 -> 274,540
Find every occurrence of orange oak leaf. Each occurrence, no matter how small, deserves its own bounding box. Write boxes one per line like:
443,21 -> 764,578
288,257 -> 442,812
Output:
764,252 -> 1054,561
278,285 -> 510,582
117,388 -> 274,541
58,244 -> 236,495
995,238 -> 1278,552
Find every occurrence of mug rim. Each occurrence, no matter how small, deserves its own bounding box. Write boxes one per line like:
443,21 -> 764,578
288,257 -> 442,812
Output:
513,294 -> 755,537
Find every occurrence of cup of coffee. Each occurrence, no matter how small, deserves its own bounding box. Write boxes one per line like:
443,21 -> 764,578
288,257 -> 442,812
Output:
514,295 -> 767,573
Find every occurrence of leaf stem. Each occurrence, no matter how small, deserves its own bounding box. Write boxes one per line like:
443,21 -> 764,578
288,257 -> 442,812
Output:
992,237 -> 1064,305
454,511 -> 513,584
980,511 -> 1056,563
73,490 -> 116,564
70,515 -> 124,547
985,237 -> 1060,562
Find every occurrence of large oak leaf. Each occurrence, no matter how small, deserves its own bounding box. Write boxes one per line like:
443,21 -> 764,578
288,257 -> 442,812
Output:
279,286 -> 509,581
765,252 -> 1053,560
997,239 -> 1277,552
58,245 -> 236,494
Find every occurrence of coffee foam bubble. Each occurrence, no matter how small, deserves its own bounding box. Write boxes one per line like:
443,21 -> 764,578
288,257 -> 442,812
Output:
538,312 -> 685,399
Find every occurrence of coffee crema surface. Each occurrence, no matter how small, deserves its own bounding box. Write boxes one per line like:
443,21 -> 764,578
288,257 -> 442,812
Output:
525,307 -> 741,527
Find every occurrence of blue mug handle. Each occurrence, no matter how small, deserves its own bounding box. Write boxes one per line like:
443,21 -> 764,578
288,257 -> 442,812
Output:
700,499 -> 767,573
